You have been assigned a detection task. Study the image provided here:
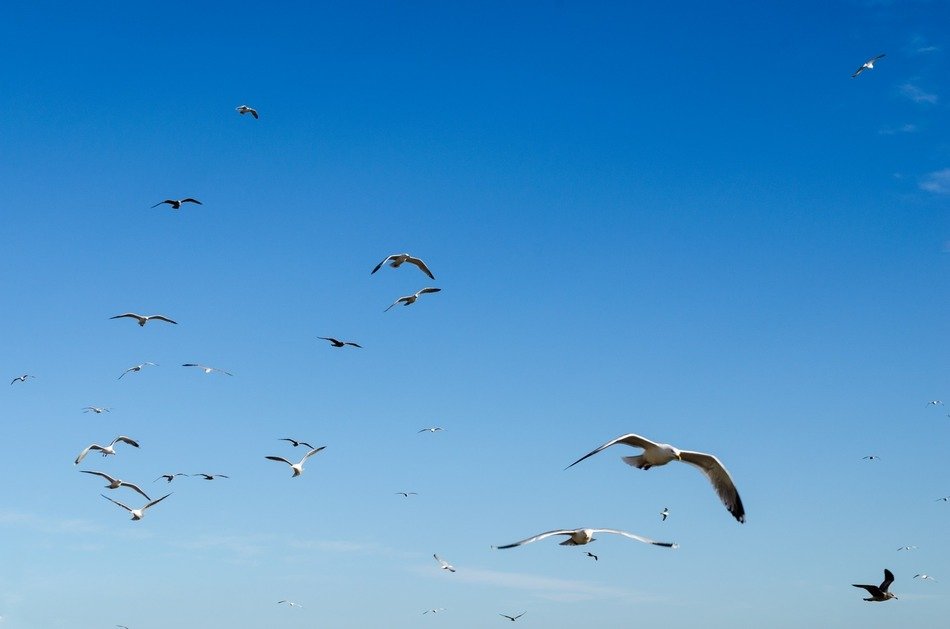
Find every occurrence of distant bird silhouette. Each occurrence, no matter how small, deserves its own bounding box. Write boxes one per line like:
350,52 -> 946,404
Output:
897,545 -> 918,551
192,473 -> 229,481
926,400 -> 943,407
500,612 -> 526,621
852,54 -> 885,78
371,253 -> 435,279
493,527 -> 677,550
418,427 -> 444,433
266,446 -> 326,477
75,436 -> 140,465
110,313 -> 177,326
385,287 -> 441,312
434,554 -> 456,572
422,608 -> 445,615
277,600 -> 302,608
660,507 -> 669,521
182,363 -> 232,376
101,492 -> 171,521
853,569 -> 897,602
862,455 -> 881,461
317,337 -> 362,348
151,198 -> 202,209
80,470 -> 150,501
586,551 -> 598,561
118,362 -> 158,379
155,473 -> 188,483
280,438 -> 315,449
914,574 -> 938,582
936,496 -> 950,502
82,406 -> 111,414
236,105 -> 259,119
396,492 -> 418,497
10,374 -> 34,385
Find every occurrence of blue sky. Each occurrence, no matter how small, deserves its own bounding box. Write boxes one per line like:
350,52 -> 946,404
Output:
1,1 -> 949,627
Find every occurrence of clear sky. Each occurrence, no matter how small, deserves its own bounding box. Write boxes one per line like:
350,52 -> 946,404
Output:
1,1 -> 949,627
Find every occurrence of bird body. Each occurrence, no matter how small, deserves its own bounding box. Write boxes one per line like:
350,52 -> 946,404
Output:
155,473 -> 187,483
418,427 -> 444,433
385,287 -> 441,311
266,446 -> 326,477
371,253 -> 435,279
915,574 -> 938,582
396,491 -> 418,497
236,105 -> 259,119
853,569 -> 897,601
660,507 -> 669,521
852,53 -> 885,78
74,436 -> 140,464
494,527 -> 677,549
101,492 -> 171,521
80,470 -> 150,500
110,313 -> 177,326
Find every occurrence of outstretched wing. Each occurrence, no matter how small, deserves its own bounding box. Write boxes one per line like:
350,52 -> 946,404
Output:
143,492 -> 172,511
120,481 -> 151,501
75,444 -> 102,465
407,256 -> 435,280
493,530 -> 575,549
881,568 -> 895,591
113,436 -> 140,449
80,470 -> 116,483
266,456 -> 294,466
416,287 -> 441,296
101,493 -> 132,512
300,446 -> 326,462
565,433 -> 659,470
371,255 -> 396,274
151,200 -> 175,208
148,315 -> 178,325
677,450 -> 745,523
594,528 -> 678,548
181,198 -> 202,205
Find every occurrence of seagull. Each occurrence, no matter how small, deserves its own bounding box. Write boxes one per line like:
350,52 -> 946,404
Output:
265,446 -> 326,477
852,53 -> 885,78
914,574 -> 938,582
151,198 -> 202,209
154,473 -> 188,483
10,374 -> 34,385
82,406 -> 111,414
110,313 -> 177,326
500,612 -> 526,622
422,608 -> 445,615
586,551 -> 598,561
418,427 -> 444,433
279,438 -> 315,449
897,545 -> 918,551
384,287 -> 441,312
116,625 -> 130,628
236,105 -> 259,119
371,253 -> 435,280
566,433 -> 746,523
79,470 -> 150,500
434,554 -> 456,572
192,473 -> 229,480
660,507 -> 669,521
862,455 -> 881,461
182,363 -> 233,376
853,568 -> 897,602
118,362 -> 158,379
100,492 -> 171,521
277,600 -> 302,608
926,400 -> 943,407
74,436 -> 140,465
396,491 -> 418,497
493,527 -> 677,550
936,496 -> 950,502
317,337 -> 362,348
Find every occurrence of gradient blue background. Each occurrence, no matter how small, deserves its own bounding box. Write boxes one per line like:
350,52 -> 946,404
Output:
1,1 -> 948,627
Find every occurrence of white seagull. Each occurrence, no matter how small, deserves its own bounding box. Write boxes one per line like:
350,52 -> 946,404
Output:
371,253 -> 435,280
914,574 -> 938,582
82,406 -> 111,414
852,53 -> 885,78
384,287 -> 441,312
10,374 -> 35,385
182,363 -> 233,376
75,436 -> 140,465
660,507 -> 669,521
110,313 -> 177,326
118,362 -> 158,379
566,433 -> 746,523
853,569 -> 897,602
151,198 -> 202,209
80,470 -> 150,500
101,492 -> 171,521
266,446 -> 326,477
317,336 -> 362,348
493,527 -> 677,549
897,545 -> 918,551
236,105 -> 259,119
434,554 -> 456,572
500,612 -> 526,622
418,427 -> 444,433
277,600 -> 302,608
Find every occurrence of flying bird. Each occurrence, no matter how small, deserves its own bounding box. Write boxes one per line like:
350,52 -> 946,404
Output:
586,551 -> 598,561
853,569 -> 897,602
396,492 -> 418,497
110,313 -> 177,326
151,198 -> 202,209
236,105 -> 259,119
279,438 -> 315,449
897,545 -> 918,551
317,337 -> 362,348
154,473 -> 188,483
936,496 -> 950,502
852,53 -> 885,78
182,364 -> 232,376
371,253 -> 435,280
500,612 -> 526,622
82,406 -> 111,414
10,374 -> 34,385
118,362 -> 158,379
926,400 -> 943,407
192,473 -> 229,480
422,608 -> 445,615
914,574 -> 938,582
101,492 -> 171,521
277,600 -> 302,608
566,433 -> 746,523
384,287 -> 441,312
79,470 -> 150,500
493,527 -> 677,550
434,554 -> 456,572
660,507 -> 669,521
862,455 -> 881,461
418,427 -> 444,433
75,436 -> 140,465
265,446 -> 326,477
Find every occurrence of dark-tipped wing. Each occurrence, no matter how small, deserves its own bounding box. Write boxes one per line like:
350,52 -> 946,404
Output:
371,255 -> 396,274
416,287 -> 441,296
565,433 -> 659,470
677,450 -> 745,523
493,529 -> 575,549
148,315 -> 178,324
266,456 -> 293,466
80,470 -> 117,483
344,342 -> 362,348
851,65 -> 866,78
113,436 -> 140,449
301,446 -> 326,462
143,492 -> 172,511
881,569 -> 895,591
110,313 -> 143,321
407,256 -> 435,280
101,494 -> 132,512
593,528 -> 678,548
120,481 -> 151,501
181,198 -> 202,205
151,200 -> 175,208
853,583 -> 884,597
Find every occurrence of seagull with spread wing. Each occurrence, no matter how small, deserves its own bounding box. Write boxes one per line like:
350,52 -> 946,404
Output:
236,105 -> 259,119
317,337 -> 362,348
155,473 -> 188,483
182,364 -> 232,376
852,53 -> 885,78
266,446 -> 326,477
101,492 -> 171,521
82,406 -> 111,414
500,612 -> 526,622
151,198 -> 202,209
192,473 -> 229,481
566,432 -> 746,523
371,253 -> 435,279
280,438 -> 315,449
118,362 -> 158,379
385,287 -> 441,312
10,374 -> 35,385
110,313 -> 177,326
75,436 -> 140,465
79,470 -> 150,500
853,569 -> 897,601
493,527 -> 677,550
434,554 -> 456,572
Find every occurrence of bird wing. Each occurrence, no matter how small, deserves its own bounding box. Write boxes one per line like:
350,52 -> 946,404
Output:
120,481 -> 151,501
317,337 -> 340,344
143,492 -> 172,511
852,583 -> 883,596
371,255 -> 396,274
80,470 -> 116,483
249,109 -> 259,119
564,433 -> 658,469
110,313 -> 143,321
148,315 -> 178,324
280,438 -> 300,446
154,475 -> 171,482
345,342 -> 363,348
493,530 -> 576,549
881,569 -> 895,591
407,257 -> 435,279
113,436 -> 140,448
433,553 -> 454,568
500,615 -> 514,620
593,528 -> 678,548
300,446 -> 326,462
384,297 -> 406,312
181,198 -> 202,205
677,450 -> 746,523
75,444 -> 102,465
266,456 -> 294,466
151,200 -> 174,208
101,494 -> 132,512
870,53 -> 885,61
416,287 -> 441,296
514,612 -> 526,619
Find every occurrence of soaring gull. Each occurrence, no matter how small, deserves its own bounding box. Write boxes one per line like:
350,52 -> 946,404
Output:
266,446 -> 326,477
80,470 -> 150,500
493,527 -> 677,549
852,54 -> 885,78
182,364 -> 232,376
396,491 -> 418,497
566,432 -> 746,523
434,554 -> 456,572
660,507 -> 669,521
371,253 -> 435,280
75,436 -> 140,465
151,198 -> 202,209
277,600 -> 302,608
236,105 -> 259,119
853,569 -> 897,602
317,337 -> 362,348
586,551 -> 598,561
118,362 -> 158,379
10,374 -> 35,385
155,473 -> 188,483
101,493 -> 171,521
418,427 -> 444,433
82,406 -> 111,414
192,473 -> 229,480
500,612 -> 526,622
110,313 -> 177,326
384,287 -> 441,312
914,574 -> 938,582
280,438 -> 315,449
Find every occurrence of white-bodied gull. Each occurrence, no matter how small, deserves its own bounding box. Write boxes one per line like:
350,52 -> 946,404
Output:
236,105 -> 259,119
75,436 -> 140,464
182,363 -> 232,376
371,253 -> 435,280
434,554 -> 455,572
118,362 -> 158,379
10,374 -> 35,385
151,198 -> 202,209
101,492 -> 171,521
80,470 -> 150,500
266,446 -> 326,477
493,527 -> 677,549
852,54 -> 885,78
82,406 -> 111,414
384,287 -> 441,312
110,313 -> 177,326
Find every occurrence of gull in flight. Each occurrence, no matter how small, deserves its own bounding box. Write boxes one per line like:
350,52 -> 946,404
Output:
80,470 -> 150,500
384,287 -> 441,312
317,337 -> 362,348
500,612 -> 526,622
280,438 -> 315,449
853,569 -> 897,602
155,473 -> 188,483
182,363 -> 233,376
277,600 -> 302,608
914,574 -> 938,582
927,400 -> 943,407
266,446 -> 326,477
236,105 -> 259,119
422,608 -> 445,615
566,433 -> 746,523
936,496 -> 950,502
434,554 -> 456,572
396,491 -> 418,497
110,313 -> 177,327
75,436 -> 140,464
151,198 -> 202,209
371,253 -> 435,280
418,427 -> 444,433
117,626 -> 130,629
83,406 -> 111,414
852,53 -> 885,78
192,473 -> 229,480
118,362 -> 158,379
101,492 -> 171,521
897,545 -> 918,551
10,374 -> 35,385
493,527 -> 677,549
586,551 -> 598,561
862,455 -> 881,461
660,507 -> 669,521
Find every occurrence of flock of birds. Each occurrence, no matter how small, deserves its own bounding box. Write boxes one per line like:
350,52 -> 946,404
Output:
7,50 -> 942,626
